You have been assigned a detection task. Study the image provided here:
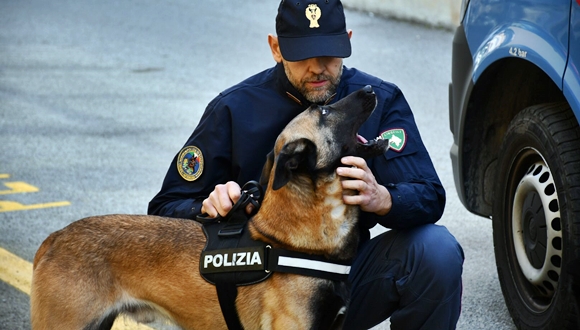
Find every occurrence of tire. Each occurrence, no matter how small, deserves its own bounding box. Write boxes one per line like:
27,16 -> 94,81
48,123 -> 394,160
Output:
493,102 -> 580,329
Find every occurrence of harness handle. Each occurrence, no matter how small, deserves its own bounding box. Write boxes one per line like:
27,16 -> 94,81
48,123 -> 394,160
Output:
195,181 -> 264,229
230,181 -> 263,217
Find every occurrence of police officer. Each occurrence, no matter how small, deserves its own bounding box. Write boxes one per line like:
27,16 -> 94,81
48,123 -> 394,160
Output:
149,0 -> 464,329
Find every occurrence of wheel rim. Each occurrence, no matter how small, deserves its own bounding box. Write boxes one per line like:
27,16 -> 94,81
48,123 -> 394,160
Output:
511,158 -> 563,303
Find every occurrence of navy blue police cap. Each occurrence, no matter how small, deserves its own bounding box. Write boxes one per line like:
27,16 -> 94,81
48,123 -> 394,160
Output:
276,0 -> 352,61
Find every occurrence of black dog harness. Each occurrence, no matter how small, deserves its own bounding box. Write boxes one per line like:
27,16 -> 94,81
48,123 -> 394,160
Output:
196,181 -> 352,330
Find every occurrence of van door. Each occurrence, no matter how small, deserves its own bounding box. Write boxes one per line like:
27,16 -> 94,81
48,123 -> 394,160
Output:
564,0 -> 580,117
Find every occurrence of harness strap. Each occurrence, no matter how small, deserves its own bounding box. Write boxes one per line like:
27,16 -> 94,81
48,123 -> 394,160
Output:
268,248 -> 351,282
216,283 -> 244,330
197,181 -> 263,330
213,247 -> 350,330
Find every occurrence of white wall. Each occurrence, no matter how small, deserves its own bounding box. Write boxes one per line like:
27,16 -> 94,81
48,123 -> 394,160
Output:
342,0 -> 463,29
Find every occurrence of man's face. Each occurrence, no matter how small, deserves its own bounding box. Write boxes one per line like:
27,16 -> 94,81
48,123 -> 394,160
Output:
282,57 -> 343,104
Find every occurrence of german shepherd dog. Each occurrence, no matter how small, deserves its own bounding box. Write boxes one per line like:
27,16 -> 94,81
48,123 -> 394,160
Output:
30,86 -> 389,330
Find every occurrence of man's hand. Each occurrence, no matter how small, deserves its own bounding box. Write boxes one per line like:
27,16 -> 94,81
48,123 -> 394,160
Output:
336,156 -> 392,216
201,181 -> 255,218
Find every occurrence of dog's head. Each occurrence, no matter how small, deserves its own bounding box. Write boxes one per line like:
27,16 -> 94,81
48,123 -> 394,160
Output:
261,85 -> 390,191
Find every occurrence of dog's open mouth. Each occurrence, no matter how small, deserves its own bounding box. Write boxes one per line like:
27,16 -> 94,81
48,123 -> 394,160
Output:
354,134 -> 390,159
357,134 -> 387,147
350,87 -> 388,153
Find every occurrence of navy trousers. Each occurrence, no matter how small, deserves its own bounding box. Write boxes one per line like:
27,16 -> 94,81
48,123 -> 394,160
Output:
343,224 -> 464,330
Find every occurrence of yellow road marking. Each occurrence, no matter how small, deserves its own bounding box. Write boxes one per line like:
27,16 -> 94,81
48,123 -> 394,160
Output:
0,247 -> 153,329
0,247 -> 32,295
0,181 -> 39,195
0,200 -> 71,213
0,176 -> 71,212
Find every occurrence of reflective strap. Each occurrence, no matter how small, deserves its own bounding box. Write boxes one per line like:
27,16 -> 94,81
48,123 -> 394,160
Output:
277,256 -> 351,275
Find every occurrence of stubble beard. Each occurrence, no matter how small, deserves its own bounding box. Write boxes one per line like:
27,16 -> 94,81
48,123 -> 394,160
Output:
283,61 -> 342,104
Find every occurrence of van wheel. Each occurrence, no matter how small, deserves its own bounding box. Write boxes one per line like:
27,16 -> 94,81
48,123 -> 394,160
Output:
493,103 -> 580,329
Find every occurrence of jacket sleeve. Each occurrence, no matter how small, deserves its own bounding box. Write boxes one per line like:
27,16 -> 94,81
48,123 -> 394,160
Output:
148,96 -> 233,219
362,86 -> 446,230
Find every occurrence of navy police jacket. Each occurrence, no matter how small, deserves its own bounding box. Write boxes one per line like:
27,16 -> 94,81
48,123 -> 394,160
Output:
148,63 -> 445,243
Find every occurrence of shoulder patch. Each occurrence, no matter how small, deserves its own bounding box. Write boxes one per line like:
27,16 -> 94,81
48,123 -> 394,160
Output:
177,146 -> 204,181
380,129 -> 407,152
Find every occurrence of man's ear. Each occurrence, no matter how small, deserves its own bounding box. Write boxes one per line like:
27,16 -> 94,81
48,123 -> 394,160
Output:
268,34 -> 283,63
272,138 -> 317,190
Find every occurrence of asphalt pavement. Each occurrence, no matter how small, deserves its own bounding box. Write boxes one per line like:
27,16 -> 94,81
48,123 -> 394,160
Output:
0,0 -> 517,329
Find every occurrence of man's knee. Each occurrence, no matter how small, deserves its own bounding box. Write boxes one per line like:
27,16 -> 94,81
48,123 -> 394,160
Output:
345,225 -> 464,329
412,224 -> 464,269
397,224 -> 464,301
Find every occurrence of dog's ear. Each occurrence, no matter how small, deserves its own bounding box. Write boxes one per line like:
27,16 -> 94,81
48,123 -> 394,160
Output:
272,138 -> 317,191
259,149 -> 275,186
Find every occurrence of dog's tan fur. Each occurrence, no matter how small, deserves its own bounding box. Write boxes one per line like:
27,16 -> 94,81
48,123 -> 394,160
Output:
30,87 -> 388,330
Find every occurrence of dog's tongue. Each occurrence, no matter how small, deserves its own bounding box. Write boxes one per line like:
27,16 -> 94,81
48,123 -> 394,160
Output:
357,134 -> 368,144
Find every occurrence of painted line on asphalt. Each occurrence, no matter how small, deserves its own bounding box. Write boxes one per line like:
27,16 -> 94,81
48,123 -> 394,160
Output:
0,200 -> 71,213
0,247 -> 32,295
0,247 -> 153,330
0,175 -> 71,213
0,181 -> 39,195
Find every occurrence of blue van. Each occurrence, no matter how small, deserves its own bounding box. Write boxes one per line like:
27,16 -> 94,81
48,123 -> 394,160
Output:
449,0 -> 580,329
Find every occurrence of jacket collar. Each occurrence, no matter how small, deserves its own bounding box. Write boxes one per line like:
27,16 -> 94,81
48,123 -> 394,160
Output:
274,63 -> 310,107
274,62 -> 340,107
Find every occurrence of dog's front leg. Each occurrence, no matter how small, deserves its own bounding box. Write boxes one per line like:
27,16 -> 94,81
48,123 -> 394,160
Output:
237,274 -> 326,330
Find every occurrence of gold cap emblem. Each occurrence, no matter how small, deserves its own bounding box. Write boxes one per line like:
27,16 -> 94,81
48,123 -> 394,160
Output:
305,4 -> 321,28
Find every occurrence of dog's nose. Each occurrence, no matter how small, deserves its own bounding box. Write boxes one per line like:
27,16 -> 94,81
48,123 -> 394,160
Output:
363,85 -> 373,94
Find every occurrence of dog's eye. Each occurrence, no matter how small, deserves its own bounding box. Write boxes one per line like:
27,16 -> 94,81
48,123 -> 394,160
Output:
321,108 -> 329,115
